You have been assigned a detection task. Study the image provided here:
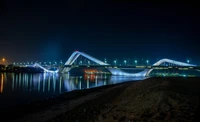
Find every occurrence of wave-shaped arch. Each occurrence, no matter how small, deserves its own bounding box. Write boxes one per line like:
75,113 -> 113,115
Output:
146,58 -> 196,76
64,51 -> 109,65
108,58 -> 196,77
29,51 -> 196,75
152,58 -> 196,66
32,63 -> 59,73
30,51 -> 109,73
62,51 -> 109,73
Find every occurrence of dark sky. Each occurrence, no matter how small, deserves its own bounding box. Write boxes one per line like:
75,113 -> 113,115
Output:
0,1 -> 200,64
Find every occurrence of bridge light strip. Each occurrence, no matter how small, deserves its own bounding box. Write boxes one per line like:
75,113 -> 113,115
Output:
27,52 -> 197,75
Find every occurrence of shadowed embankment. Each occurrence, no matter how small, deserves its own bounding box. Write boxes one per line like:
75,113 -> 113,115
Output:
50,77 -> 200,122
1,77 -> 199,122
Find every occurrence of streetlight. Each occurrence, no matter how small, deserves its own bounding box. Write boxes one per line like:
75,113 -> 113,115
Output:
104,58 -> 107,63
146,60 -> 149,66
59,60 -> 62,64
135,60 -> 137,66
79,61 -> 82,65
187,60 -> 190,64
2,58 -> 5,62
124,60 -> 126,65
1,58 -> 6,64
88,61 -> 90,65
114,60 -> 116,66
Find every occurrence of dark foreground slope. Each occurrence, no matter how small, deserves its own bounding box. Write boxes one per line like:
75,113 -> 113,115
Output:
6,77 -> 200,122
50,77 -> 200,122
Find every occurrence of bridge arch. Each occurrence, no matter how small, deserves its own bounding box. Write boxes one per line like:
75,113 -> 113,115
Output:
62,51 -> 109,73
64,51 -> 109,65
28,51 -> 196,76
32,63 -> 59,73
145,58 -> 196,76
152,58 -> 196,67
108,58 -> 196,77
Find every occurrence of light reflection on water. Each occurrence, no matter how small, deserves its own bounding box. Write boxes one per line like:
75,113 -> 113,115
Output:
0,72 -> 146,108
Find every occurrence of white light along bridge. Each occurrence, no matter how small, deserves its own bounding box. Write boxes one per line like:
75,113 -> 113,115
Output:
29,51 -> 196,77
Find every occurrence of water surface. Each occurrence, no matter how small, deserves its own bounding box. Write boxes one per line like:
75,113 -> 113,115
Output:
0,72 -> 146,108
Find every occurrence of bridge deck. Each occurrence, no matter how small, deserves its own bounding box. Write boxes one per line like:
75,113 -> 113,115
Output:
64,65 -> 200,69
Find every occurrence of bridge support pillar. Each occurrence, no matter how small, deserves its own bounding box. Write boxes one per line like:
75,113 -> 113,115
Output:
61,67 -> 72,73
107,68 -> 149,77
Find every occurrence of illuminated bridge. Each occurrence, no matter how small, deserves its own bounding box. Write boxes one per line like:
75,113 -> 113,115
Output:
28,51 -> 197,77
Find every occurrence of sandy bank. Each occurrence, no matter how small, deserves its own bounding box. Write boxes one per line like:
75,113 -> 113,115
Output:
2,79 -> 134,122
50,77 -> 200,122
1,77 -> 200,122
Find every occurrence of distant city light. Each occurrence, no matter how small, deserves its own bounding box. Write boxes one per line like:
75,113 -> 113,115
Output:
114,60 -> 116,66
146,60 -> 149,66
124,60 -> 126,65
135,60 -> 137,66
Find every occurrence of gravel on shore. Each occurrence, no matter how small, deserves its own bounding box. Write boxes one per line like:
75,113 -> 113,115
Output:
50,77 -> 200,122
1,77 -> 200,122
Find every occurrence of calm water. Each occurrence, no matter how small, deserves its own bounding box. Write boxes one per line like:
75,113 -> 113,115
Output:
0,72 -> 146,108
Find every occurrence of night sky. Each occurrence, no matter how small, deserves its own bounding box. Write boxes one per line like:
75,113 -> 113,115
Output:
0,1 -> 200,64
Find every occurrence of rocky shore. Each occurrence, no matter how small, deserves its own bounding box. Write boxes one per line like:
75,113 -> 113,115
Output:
1,77 -> 199,122
49,77 -> 200,122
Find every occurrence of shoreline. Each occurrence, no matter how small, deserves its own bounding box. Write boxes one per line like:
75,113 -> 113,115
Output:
0,77 -> 199,122
0,78 -> 140,122
50,77 -> 200,122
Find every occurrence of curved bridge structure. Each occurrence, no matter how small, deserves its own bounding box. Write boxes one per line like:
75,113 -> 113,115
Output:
30,51 -> 196,77
107,58 -> 196,77
65,51 -> 109,65
32,63 -> 59,73
145,59 -> 196,76
62,51 -> 109,73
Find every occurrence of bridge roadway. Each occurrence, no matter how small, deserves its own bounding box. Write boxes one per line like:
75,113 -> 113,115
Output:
64,65 -> 200,69
26,51 -> 197,76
